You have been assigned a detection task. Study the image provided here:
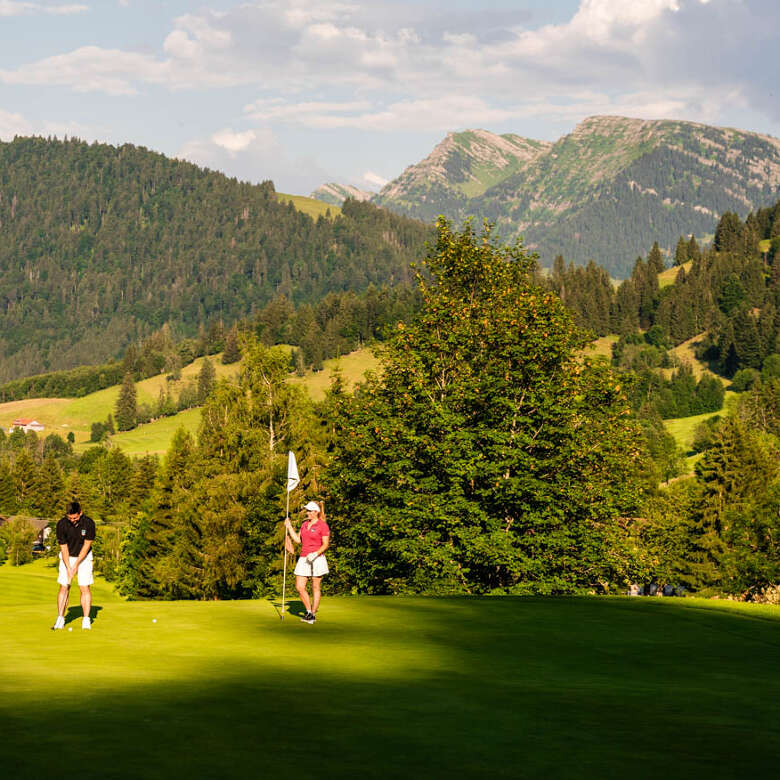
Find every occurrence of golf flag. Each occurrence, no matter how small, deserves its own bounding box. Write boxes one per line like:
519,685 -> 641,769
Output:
286,450 -> 300,493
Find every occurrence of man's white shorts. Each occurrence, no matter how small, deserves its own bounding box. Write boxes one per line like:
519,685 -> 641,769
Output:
294,555 -> 329,577
58,552 -> 94,587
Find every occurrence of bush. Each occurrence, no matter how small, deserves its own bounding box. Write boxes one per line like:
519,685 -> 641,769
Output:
731,368 -> 760,392
762,353 -> 780,381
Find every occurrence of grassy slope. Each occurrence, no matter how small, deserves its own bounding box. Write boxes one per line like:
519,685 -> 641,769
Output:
658,260 -> 692,289
0,348 -> 378,456
3,558 -> 780,779
277,192 -> 342,219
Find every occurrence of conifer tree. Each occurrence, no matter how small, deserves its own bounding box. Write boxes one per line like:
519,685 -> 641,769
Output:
673,236 -> 688,267
0,460 -> 17,514
647,241 -> 665,275
12,450 -> 37,512
115,372 -> 137,431
31,452 -> 66,518
197,357 -> 216,404
222,326 -> 242,364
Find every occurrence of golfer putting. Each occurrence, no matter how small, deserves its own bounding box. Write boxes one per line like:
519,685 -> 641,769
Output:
52,501 -> 96,630
284,500 -> 330,624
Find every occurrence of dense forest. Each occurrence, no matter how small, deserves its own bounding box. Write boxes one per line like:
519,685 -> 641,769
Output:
0,137 -> 432,383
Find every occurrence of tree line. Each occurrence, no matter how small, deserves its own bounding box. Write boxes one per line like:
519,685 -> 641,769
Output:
5,221 -> 777,602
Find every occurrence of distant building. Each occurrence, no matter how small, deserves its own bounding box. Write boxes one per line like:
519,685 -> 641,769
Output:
10,418 -> 45,433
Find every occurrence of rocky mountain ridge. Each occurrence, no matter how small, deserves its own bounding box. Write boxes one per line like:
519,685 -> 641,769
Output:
313,115 -> 780,277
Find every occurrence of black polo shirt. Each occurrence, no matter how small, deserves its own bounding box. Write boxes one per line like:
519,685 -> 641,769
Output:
56,515 -> 96,557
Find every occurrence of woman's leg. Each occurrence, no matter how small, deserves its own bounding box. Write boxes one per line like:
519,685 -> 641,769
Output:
312,577 -> 322,614
295,575 -> 312,613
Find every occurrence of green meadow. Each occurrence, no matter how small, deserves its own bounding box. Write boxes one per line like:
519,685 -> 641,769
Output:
3,559 -> 779,779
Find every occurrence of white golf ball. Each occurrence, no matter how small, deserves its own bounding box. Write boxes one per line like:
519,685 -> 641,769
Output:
68,627 -> 72,632
152,618 -> 157,623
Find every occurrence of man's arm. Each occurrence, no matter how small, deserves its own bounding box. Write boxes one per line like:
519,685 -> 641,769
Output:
60,543 -> 72,580
73,539 -> 92,569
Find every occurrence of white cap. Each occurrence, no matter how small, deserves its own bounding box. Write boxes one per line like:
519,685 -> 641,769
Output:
304,500 -> 320,512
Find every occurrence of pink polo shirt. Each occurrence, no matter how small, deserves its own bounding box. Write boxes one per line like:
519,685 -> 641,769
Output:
300,520 -> 330,556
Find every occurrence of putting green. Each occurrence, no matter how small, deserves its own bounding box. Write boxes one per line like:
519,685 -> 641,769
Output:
2,559 -> 779,778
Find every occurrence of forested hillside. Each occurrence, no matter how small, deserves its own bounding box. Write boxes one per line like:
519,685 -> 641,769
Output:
371,116 -> 780,276
0,137 -> 432,383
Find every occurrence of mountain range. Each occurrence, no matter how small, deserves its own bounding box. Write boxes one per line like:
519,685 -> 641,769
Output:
313,116 -> 780,277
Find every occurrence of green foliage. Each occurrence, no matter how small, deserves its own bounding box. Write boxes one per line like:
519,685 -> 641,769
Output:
196,358 -> 216,405
0,517 -> 36,566
327,220 -> 645,595
115,373 -> 137,431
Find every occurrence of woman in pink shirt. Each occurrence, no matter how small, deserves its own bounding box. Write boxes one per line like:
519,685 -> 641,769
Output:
285,500 -> 330,624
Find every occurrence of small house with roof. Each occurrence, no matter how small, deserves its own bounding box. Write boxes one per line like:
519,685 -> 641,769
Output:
10,418 -> 45,433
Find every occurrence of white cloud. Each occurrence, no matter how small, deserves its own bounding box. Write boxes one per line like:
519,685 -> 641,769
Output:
177,126 -> 330,193
0,1 -> 87,15
211,128 -> 256,154
0,0 -> 777,135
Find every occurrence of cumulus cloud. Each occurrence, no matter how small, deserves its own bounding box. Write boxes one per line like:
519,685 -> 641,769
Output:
211,128 -> 256,154
1,0 -> 778,132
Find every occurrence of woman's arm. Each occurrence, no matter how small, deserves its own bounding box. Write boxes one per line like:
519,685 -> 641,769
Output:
284,517 -> 301,544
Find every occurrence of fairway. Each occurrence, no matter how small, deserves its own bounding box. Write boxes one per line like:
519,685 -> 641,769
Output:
3,560 -> 779,779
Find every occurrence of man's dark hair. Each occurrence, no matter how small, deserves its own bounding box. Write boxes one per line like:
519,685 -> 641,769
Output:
66,501 -> 81,515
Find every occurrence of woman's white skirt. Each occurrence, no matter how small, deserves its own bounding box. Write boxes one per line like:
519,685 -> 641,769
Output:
294,555 -> 329,577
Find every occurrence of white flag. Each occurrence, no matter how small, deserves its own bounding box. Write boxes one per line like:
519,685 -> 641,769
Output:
286,450 -> 300,493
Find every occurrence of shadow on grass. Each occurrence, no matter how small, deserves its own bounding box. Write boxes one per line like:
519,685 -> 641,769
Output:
268,597 -> 306,620
64,605 -> 104,625
6,598 -> 780,779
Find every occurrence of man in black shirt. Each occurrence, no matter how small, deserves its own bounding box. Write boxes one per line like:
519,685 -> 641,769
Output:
52,501 -> 96,630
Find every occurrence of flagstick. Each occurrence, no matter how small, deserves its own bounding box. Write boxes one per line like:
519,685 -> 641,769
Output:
281,488 -> 289,620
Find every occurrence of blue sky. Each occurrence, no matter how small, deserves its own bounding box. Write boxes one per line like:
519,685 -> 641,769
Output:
0,0 -> 778,195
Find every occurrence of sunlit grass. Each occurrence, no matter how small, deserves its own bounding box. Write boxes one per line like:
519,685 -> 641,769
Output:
2,558 -> 779,779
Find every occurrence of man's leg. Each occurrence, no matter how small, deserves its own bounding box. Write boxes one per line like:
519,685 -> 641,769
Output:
57,585 -> 70,617
80,585 -> 92,625
295,575 -> 312,613
312,577 -> 322,614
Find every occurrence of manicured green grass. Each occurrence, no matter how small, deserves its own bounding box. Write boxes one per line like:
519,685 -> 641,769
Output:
3,559 -> 780,779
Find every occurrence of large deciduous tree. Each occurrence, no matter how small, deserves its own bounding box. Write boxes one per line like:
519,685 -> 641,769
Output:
327,220 -> 645,595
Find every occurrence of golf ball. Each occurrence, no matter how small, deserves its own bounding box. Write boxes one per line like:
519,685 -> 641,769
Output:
68,627 -> 72,632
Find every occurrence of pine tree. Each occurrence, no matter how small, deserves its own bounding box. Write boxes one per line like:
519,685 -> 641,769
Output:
31,452 -> 66,518
0,459 -> 17,514
115,373 -> 137,431
647,241 -> 665,274
197,357 -> 216,404
673,236 -> 688,267
222,326 -> 242,364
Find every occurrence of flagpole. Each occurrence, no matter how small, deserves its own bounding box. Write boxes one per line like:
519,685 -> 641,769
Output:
281,488 -> 289,621
281,451 -> 300,622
